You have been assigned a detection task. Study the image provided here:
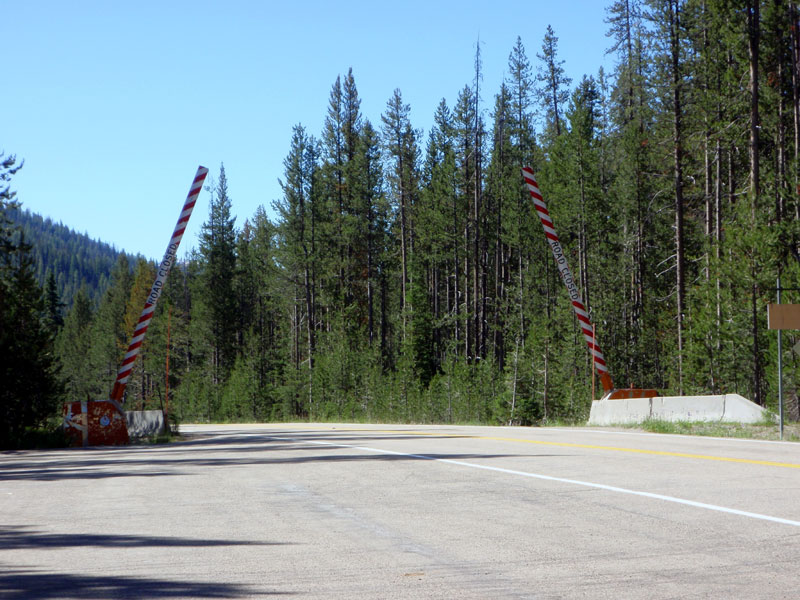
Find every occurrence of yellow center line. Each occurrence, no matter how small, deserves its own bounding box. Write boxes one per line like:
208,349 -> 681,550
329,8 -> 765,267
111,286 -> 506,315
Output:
322,427 -> 800,470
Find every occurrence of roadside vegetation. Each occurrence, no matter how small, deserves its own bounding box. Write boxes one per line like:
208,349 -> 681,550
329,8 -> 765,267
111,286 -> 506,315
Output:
627,418 -> 800,442
4,3 -> 800,447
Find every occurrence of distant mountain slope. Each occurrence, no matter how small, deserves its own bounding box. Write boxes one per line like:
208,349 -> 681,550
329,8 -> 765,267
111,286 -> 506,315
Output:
9,208 -> 136,309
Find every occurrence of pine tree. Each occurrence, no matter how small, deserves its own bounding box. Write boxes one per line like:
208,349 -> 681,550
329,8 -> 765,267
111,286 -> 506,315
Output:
275,125 -> 320,415
502,38 -> 541,420
105,18 -> 800,424
164,252 -> 204,421
381,88 -> 421,345
536,25 -> 572,138
644,0 -> 693,394
56,286 -> 94,401
198,164 -> 237,390
352,120 -> 389,350
420,99 -> 459,371
606,0 -> 643,123
453,85 -> 478,360
88,253 -> 133,399
44,271 -> 64,329
232,208 -> 286,420
0,153 -> 63,447
321,75 -> 347,312
10,207 -> 125,308
604,0 -> 666,392
340,70 -> 369,332
507,36 -> 537,160
121,258 -> 158,409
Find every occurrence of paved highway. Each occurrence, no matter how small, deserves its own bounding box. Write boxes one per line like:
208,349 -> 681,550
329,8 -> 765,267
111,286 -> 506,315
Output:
2,423 -> 799,598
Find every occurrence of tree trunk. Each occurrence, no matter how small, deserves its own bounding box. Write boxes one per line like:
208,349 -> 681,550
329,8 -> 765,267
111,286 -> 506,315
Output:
747,0 -> 760,211
669,0 -> 686,395
399,152 -> 408,343
473,143 -> 481,361
747,0 -> 761,404
714,139 -> 722,392
792,2 -> 800,197
367,197 -> 374,345
452,182 -> 461,352
578,150 -> 590,311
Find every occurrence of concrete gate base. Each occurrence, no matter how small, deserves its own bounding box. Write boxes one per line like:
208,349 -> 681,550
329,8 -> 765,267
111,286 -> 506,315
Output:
588,394 -> 771,426
126,410 -> 166,438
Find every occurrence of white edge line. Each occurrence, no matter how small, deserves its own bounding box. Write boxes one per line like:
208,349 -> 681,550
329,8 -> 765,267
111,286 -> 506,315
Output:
281,437 -> 800,529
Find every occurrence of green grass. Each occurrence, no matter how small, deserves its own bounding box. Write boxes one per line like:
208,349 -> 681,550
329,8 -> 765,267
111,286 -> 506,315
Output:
625,418 -> 800,441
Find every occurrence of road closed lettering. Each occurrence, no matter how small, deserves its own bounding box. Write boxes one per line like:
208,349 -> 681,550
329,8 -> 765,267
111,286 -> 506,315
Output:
548,239 -> 580,302
146,242 -> 180,305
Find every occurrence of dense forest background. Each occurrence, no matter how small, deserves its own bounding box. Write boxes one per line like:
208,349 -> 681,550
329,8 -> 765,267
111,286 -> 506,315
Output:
4,0 -> 800,436
11,207 -> 134,307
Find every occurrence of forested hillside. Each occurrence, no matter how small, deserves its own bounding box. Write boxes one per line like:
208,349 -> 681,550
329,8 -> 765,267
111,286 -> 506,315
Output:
11,0 -> 800,429
10,207 -> 132,308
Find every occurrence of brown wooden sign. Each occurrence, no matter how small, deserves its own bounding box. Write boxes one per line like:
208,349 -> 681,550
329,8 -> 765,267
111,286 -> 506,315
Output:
768,304 -> 800,330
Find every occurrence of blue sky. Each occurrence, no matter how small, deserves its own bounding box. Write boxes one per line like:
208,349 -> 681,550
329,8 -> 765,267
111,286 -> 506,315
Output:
4,1 -> 615,260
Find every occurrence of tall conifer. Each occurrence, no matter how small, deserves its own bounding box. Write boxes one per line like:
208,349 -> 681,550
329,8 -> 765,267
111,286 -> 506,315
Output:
0,154 -> 62,446
198,164 -> 237,386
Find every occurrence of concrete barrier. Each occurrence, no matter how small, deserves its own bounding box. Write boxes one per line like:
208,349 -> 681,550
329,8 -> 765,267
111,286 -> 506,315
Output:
650,395 -> 725,422
588,398 -> 652,425
588,393 -> 770,426
720,394 -> 772,423
126,410 -> 166,438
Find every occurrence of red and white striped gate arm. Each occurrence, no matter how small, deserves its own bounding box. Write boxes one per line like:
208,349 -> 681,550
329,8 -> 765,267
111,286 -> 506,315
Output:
109,166 -> 209,403
521,167 -> 615,393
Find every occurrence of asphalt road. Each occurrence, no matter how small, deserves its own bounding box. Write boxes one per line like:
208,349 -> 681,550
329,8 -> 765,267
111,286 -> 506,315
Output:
2,423 -> 800,599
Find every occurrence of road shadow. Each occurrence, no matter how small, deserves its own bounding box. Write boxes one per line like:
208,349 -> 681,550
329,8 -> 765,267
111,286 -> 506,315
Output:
0,526 -> 287,551
172,431 -> 478,447
0,468 -> 177,482
0,450 -> 534,482
0,428 -> 565,483
0,568 -> 293,599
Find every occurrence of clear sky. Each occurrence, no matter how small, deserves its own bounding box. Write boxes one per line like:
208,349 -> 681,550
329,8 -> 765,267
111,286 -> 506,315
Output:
4,1 -> 615,261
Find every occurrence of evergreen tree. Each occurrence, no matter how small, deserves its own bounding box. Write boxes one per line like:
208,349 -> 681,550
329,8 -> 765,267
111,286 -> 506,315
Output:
11,207 -> 129,308
19,17 -> 798,427
501,38 -> 542,421
233,208 -> 286,420
197,164 -> 238,390
88,253 -> 133,399
507,36 -> 537,160
453,85 -> 478,360
44,270 -> 64,329
0,153 -> 62,447
536,24 -> 572,138
321,75 -> 347,312
420,99 -> 459,371
121,258 -> 158,409
275,125 -> 318,415
381,89 -> 421,345
352,120 -> 389,351
604,0 -> 666,392
56,286 -> 94,401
